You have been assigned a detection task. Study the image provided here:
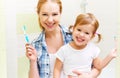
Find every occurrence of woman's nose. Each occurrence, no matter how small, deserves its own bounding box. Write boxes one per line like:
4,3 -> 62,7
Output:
47,16 -> 53,23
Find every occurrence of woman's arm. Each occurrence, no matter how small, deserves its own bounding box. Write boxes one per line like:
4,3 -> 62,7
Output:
53,58 -> 63,78
26,44 -> 40,78
29,61 -> 40,78
73,68 -> 100,78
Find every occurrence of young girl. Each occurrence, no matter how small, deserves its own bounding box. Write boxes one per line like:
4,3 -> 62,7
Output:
53,13 -> 117,78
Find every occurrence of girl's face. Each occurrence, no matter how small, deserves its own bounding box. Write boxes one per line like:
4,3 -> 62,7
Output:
72,24 -> 94,48
38,1 -> 61,32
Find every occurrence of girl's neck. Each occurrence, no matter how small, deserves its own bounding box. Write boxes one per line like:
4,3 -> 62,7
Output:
70,41 -> 87,50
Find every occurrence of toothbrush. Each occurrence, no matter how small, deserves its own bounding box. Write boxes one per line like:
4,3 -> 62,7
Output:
22,25 -> 30,43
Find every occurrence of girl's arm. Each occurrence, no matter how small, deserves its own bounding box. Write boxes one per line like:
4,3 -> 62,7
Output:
89,58 -> 102,78
93,57 -> 102,71
89,48 -> 117,78
53,58 -> 63,78
73,48 -> 117,78
89,68 -> 101,78
101,48 -> 117,68
90,48 -> 117,77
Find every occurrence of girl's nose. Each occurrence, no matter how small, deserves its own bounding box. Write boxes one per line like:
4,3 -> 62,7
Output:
80,32 -> 84,36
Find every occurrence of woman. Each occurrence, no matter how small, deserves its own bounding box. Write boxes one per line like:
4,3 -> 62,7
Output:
25,0 -> 117,78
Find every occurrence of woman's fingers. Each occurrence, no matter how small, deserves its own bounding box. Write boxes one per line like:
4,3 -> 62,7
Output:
25,44 -> 37,62
72,70 -> 82,75
26,51 -> 32,57
25,44 -> 37,57
26,44 -> 34,50
26,44 -> 36,53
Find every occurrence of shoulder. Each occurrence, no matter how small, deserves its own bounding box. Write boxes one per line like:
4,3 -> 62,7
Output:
31,31 -> 44,48
57,44 -> 70,54
88,42 -> 99,48
60,25 -> 71,33
60,25 -> 72,43
56,43 -> 70,56
31,31 -> 43,43
61,43 -> 70,49
88,42 -> 100,51
57,44 -> 68,52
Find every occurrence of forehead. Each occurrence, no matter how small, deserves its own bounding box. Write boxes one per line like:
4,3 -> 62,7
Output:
40,1 -> 60,12
76,24 -> 95,32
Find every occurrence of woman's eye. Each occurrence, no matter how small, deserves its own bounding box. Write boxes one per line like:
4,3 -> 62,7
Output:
42,14 -> 47,16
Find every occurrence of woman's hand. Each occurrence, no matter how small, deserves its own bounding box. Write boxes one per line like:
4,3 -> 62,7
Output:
25,43 -> 37,62
72,70 -> 93,78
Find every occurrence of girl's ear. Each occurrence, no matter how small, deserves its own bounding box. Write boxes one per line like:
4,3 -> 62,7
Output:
92,34 -> 95,38
91,34 -> 95,40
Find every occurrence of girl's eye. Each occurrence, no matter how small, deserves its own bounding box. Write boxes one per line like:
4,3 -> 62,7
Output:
52,13 -> 58,16
77,29 -> 81,31
85,32 -> 89,35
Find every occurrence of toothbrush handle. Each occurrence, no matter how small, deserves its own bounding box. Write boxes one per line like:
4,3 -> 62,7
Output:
25,35 -> 29,43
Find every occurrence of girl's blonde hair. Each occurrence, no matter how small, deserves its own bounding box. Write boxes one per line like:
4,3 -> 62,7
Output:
70,13 -> 101,43
37,0 -> 62,30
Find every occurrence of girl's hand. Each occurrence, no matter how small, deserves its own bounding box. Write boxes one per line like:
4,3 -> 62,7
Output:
109,48 -> 117,58
25,43 -> 37,62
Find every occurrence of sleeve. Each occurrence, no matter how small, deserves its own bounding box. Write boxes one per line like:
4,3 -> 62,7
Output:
93,47 -> 101,58
55,46 -> 65,62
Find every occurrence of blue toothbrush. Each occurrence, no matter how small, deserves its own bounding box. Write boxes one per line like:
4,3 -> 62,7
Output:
22,25 -> 30,43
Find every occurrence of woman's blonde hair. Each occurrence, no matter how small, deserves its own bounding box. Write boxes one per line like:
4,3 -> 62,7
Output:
37,0 -> 62,30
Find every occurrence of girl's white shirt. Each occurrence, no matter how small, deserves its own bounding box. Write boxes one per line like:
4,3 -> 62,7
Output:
49,53 -> 65,78
56,42 -> 100,77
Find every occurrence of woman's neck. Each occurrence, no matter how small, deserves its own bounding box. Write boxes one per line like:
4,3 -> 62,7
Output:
45,26 -> 61,38
45,26 -> 63,54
